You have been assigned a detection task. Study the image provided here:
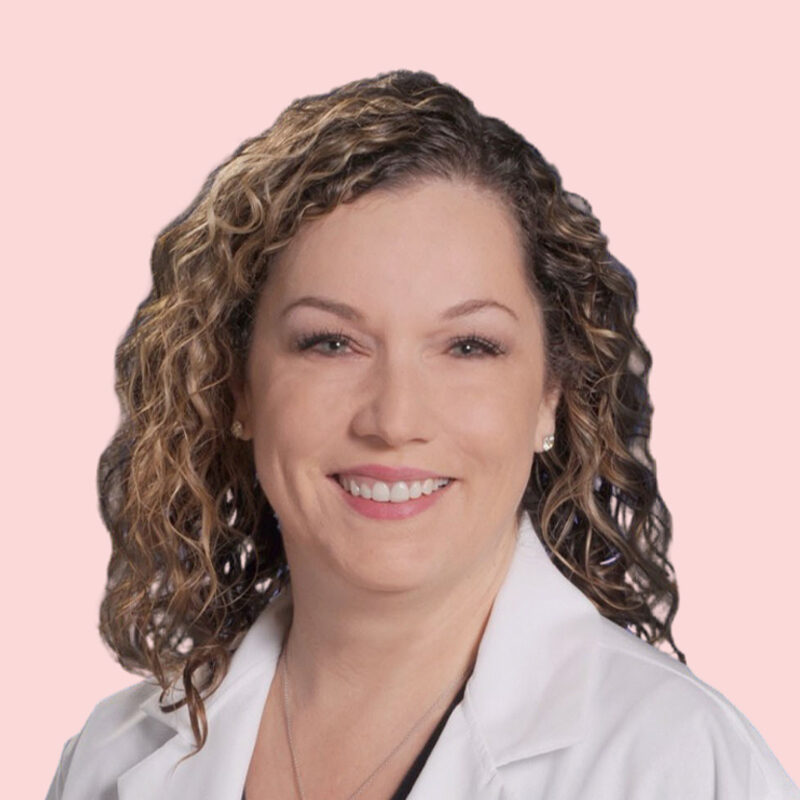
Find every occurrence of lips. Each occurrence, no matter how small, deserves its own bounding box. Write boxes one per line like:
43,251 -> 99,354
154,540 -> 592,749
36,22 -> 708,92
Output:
328,471 -> 454,520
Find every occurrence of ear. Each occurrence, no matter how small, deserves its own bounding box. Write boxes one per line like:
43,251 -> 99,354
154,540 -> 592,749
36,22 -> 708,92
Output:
533,382 -> 561,453
229,374 -> 254,441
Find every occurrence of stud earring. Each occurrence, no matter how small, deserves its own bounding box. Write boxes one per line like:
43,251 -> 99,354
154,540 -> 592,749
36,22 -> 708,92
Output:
231,420 -> 245,439
542,434 -> 555,452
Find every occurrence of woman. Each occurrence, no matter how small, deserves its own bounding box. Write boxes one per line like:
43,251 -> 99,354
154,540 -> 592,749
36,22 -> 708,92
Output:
47,70 -> 799,799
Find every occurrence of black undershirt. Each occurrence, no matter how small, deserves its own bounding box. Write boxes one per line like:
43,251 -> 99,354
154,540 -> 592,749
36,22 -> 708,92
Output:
242,680 -> 466,800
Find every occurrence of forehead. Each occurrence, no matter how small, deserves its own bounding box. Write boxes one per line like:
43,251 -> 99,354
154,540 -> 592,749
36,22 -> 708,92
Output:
259,177 -> 535,320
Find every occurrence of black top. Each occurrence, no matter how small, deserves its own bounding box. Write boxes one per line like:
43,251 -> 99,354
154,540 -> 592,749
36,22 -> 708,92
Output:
242,680 -> 466,800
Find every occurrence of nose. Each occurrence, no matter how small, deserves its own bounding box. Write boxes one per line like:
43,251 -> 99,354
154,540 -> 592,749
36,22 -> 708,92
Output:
350,350 -> 435,447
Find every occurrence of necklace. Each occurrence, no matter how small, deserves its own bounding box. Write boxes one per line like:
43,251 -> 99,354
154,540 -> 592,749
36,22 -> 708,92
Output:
279,641 -> 471,800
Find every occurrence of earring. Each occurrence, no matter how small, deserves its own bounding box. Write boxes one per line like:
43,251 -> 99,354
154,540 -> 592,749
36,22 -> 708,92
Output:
542,434 -> 555,452
231,420 -> 245,439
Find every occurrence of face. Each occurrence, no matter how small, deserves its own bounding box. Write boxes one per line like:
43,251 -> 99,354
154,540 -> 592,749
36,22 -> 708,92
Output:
232,177 -> 560,596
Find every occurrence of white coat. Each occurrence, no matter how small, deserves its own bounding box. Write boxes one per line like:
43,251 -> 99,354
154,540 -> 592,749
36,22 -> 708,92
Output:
47,512 -> 800,799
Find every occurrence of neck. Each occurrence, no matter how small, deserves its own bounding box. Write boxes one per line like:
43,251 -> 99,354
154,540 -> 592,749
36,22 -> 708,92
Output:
278,516 -> 519,719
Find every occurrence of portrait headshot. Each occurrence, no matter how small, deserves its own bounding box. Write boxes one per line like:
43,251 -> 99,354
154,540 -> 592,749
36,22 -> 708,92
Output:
40,65 -> 799,799
5,4 -> 798,800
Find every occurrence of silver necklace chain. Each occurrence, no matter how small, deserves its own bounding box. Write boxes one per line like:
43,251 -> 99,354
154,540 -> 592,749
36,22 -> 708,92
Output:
279,642 -> 471,800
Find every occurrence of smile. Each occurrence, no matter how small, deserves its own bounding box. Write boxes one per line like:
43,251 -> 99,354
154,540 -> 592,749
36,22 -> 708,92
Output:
328,474 -> 455,521
335,474 -> 452,502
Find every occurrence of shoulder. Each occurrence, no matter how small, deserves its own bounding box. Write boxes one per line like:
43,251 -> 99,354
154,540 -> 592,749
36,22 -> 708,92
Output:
47,680 -> 172,800
579,618 -> 799,798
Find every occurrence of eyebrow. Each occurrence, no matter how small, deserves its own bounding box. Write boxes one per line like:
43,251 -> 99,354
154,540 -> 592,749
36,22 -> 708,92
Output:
280,295 -> 519,322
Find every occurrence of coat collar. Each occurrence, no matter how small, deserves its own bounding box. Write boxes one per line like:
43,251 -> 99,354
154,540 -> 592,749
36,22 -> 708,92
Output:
122,511 -> 603,799
466,511 -> 603,766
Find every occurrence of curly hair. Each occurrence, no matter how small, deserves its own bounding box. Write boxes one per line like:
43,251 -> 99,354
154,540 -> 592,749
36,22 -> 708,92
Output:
97,68 -> 684,754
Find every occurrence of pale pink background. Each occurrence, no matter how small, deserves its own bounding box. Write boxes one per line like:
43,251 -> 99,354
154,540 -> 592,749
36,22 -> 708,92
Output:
3,1 -> 798,796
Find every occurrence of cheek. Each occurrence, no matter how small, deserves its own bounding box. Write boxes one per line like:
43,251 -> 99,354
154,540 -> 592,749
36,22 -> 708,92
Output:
446,374 -> 539,456
250,366 -> 345,468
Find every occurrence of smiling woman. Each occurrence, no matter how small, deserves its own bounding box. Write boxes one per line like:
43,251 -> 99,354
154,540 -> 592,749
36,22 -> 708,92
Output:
229,179 -> 557,586
47,70 -> 799,799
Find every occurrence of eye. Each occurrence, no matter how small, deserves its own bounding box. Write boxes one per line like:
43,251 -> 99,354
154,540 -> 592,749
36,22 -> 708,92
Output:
448,334 -> 506,358
294,328 -> 354,356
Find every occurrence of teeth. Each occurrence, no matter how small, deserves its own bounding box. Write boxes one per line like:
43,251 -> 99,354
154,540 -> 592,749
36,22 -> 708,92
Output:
337,475 -> 451,502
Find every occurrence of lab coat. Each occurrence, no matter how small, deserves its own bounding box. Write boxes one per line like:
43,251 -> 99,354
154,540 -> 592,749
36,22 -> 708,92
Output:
47,512 -> 800,799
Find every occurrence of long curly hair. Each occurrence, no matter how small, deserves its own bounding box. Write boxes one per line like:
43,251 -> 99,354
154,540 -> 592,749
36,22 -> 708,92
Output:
98,68 -> 684,753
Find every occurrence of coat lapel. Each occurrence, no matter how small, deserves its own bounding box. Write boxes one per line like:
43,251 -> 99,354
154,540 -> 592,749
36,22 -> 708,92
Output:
117,590 -> 293,800
118,511 -> 602,799
467,512 -> 603,767
406,512 -> 603,797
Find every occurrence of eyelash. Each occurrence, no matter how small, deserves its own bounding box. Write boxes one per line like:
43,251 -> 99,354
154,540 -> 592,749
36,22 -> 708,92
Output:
294,328 -> 506,358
